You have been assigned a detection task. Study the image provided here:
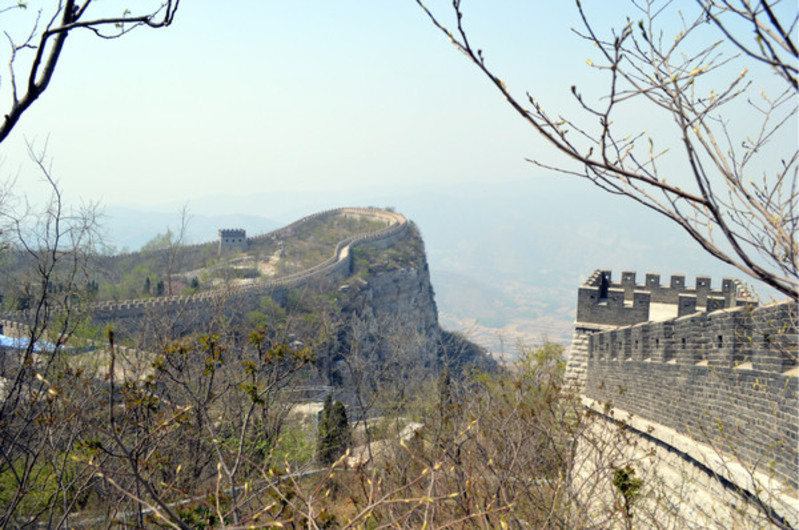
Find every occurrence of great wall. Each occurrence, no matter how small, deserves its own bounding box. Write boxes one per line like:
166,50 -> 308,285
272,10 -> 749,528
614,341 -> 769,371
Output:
1,207 -> 409,336
566,269 -> 798,527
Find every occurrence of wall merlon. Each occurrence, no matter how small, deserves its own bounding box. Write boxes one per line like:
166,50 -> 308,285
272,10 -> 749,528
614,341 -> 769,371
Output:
621,271 -> 636,298
706,295 -> 726,313
678,294 -> 698,317
645,272 -> 661,288
696,275 -> 712,290
606,287 -> 625,309
721,278 -> 735,292
632,290 -> 650,308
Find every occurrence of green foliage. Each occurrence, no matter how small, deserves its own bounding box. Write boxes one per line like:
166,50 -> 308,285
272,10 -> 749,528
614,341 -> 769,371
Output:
140,229 -> 176,253
177,500 -> 230,529
351,247 -> 373,280
247,295 -> 287,325
98,264 -> 155,300
613,465 -> 643,526
271,420 -> 316,466
613,466 -> 642,500
181,276 -> 200,295
316,395 -> 351,465
57,314 -> 104,346
351,223 -> 425,278
0,455 -> 82,520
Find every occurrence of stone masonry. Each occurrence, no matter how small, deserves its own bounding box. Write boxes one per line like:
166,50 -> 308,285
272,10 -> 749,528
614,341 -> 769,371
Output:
218,228 -> 248,255
565,269 -> 798,520
566,269 -> 757,390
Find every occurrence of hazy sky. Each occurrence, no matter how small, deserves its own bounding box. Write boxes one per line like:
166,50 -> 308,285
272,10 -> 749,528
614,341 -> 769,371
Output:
5,0 -> 781,206
1,1 -> 565,206
0,1 -> 794,249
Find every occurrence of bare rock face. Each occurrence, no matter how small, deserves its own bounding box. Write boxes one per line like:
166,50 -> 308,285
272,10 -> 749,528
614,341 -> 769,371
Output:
330,226 -> 494,386
338,260 -> 440,371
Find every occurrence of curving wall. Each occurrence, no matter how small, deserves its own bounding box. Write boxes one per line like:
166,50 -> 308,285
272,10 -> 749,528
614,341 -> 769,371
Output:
584,300 -> 798,489
4,207 -> 409,328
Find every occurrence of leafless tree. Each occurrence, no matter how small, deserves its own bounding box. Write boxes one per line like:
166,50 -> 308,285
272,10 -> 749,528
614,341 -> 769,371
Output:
0,146 -> 103,528
416,0 -> 798,299
0,0 -> 180,144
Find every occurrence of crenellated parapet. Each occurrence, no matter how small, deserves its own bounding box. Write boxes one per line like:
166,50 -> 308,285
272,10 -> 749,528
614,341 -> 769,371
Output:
586,301 -> 798,372
575,270 -> 756,326
567,269 -> 759,390
218,228 -> 247,254
567,269 -> 798,496
583,300 -> 798,489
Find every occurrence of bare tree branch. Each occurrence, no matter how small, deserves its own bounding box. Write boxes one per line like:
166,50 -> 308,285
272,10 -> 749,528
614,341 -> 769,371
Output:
415,0 -> 798,299
0,0 -> 180,144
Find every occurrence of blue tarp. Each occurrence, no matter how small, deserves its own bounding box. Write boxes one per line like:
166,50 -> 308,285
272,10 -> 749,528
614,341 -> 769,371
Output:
0,335 -> 58,353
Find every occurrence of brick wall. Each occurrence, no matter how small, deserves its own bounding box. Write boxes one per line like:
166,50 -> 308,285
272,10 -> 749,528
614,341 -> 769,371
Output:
575,270 -> 754,325
584,301 -> 798,488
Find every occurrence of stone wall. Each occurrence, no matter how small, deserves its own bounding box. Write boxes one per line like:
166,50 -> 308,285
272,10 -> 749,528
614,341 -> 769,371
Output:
575,270 -> 754,326
574,397 -> 799,528
583,300 -> 798,489
566,269 -> 798,522
218,228 -> 247,254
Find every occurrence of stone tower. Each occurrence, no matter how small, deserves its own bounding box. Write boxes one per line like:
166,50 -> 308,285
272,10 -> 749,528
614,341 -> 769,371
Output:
218,228 -> 248,255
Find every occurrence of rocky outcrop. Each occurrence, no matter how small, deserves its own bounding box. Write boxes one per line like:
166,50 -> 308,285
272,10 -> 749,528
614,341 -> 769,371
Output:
326,224 -> 494,384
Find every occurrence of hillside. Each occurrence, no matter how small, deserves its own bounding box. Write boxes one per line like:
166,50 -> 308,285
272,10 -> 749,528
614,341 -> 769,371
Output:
1,207 -> 493,379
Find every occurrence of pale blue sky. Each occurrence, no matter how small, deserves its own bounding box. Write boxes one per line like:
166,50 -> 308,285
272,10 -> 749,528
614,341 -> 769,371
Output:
0,1 -> 794,225
1,1 -> 573,205
1,0 -> 793,342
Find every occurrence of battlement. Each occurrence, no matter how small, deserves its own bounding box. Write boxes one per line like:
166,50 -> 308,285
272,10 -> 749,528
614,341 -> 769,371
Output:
586,301 -> 798,373
218,228 -> 248,254
576,269 -> 756,326
567,268 -> 798,492
582,300 -> 798,488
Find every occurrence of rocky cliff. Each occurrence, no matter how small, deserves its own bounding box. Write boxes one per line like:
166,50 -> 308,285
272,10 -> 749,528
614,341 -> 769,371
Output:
0,209 -> 492,386
318,222 -> 494,386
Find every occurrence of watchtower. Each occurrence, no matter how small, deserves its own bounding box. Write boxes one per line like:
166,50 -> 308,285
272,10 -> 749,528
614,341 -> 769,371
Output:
218,229 -> 248,255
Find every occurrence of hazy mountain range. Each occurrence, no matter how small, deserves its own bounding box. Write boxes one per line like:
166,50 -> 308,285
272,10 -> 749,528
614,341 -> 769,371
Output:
101,178 -> 761,357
